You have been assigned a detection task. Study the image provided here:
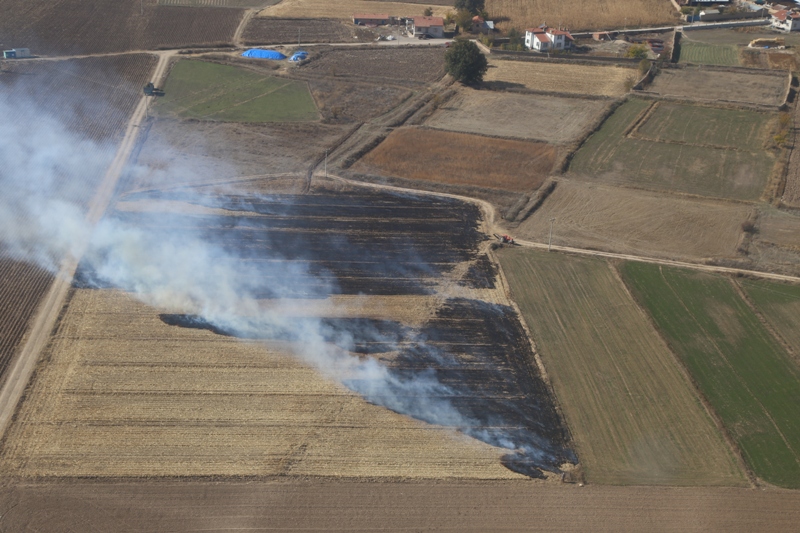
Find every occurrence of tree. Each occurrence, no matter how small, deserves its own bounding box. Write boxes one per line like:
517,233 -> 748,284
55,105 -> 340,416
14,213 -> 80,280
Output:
625,44 -> 649,59
454,0 -> 485,15
423,6 -> 433,16
445,40 -> 488,84
454,9 -> 474,32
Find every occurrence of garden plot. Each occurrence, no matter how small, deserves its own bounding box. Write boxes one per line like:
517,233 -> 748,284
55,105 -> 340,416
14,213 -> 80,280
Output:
425,90 -> 610,144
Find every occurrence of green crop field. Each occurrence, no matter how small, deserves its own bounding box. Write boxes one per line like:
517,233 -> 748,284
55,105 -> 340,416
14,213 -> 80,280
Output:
157,60 -> 319,122
636,103 -> 772,149
619,262 -> 800,489
678,42 -> 740,66
569,98 -> 773,201
741,279 -> 800,356
498,249 -> 745,486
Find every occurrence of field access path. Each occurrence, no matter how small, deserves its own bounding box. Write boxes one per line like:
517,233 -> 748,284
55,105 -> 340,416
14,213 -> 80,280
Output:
0,50 -> 175,439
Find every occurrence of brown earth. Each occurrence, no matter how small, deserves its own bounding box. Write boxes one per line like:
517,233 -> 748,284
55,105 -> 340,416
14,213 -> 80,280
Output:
308,79 -> 412,123
424,88 -> 611,144
301,47 -> 446,85
242,18 -> 376,45
511,179 -> 753,261
646,68 -> 788,107
1,480 -> 799,532
782,93 -> 800,207
484,59 -> 636,97
487,0 -> 677,32
258,0 -> 451,19
356,127 -> 556,192
0,0 -> 243,56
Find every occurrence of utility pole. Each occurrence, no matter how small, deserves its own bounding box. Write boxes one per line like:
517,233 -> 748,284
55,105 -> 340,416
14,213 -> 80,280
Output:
548,218 -> 555,252
324,149 -> 328,178
298,29 -> 301,47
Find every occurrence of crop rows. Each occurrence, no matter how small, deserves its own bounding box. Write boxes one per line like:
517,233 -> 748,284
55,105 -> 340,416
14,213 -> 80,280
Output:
678,42 -> 740,66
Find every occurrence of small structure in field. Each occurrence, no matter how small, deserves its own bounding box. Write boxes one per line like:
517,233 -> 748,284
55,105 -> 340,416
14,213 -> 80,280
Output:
771,9 -> 800,31
408,16 -> 445,38
2,48 -> 31,59
471,15 -> 495,34
353,13 -> 390,26
525,26 -> 574,51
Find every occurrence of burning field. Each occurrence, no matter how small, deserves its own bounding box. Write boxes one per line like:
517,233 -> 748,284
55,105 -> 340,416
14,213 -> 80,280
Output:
0,180 -> 576,480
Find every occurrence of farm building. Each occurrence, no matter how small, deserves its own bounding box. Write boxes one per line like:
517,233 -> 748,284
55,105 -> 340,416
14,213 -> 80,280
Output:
408,16 -> 444,38
771,9 -> 800,31
471,16 -> 495,34
2,48 -> 31,59
353,14 -> 390,26
525,26 -> 574,51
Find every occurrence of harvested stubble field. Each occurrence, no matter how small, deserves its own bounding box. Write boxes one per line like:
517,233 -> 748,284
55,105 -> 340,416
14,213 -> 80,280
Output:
301,47 -> 445,84
498,249 -> 745,486
483,59 -> 636,97
620,263 -> 800,489
156,60 -> 319,122
258,0 -> 451,19
158,0 -> 270,6
124,119 -> 349,190
569,98 -> 773,201
486,0 -> 676,32
678,42 -> 740,66
356,128 -> 555,192
647,67 -> 788,107
514,179 -> 752,261
243,18 -> 371,45
754,207 -> 800,250
1,185 -> 576,479
308,79 -> 412,123
0,0 -> 243,56
424,89 -> 610,144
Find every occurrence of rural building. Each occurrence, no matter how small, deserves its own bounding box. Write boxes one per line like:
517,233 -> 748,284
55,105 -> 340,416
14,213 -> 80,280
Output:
353,13 -> 390,26
771,9 -> 800,31
471,15 -> 495,34
525,26 -> 574,51
2,48 -> 31,59
408,16 -> 445,38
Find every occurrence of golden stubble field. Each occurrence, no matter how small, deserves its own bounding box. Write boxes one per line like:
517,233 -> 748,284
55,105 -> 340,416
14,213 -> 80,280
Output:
0,288 -> 525,479
486,0 -> 676,32
498,249 -> 746,486
514,179 -> 753,261
258,0 -> 450,19
484,59 -> 637,97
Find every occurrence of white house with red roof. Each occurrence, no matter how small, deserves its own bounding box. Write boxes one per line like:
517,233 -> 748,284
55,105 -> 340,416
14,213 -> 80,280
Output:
408,16 -> 445,38
525,26 -> 574,51
771,9 -> 800,32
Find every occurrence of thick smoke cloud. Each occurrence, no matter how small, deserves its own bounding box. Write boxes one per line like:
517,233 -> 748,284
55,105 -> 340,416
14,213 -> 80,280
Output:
0,91 -> 567,477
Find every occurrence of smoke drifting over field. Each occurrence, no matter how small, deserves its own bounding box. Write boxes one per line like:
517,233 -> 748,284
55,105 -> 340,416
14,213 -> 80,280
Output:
0,94 -> 573,477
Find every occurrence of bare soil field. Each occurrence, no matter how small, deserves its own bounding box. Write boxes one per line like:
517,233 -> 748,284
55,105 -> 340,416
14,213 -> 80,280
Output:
124,119 -> 350,191
425,89 -> 610,144
301,47 -> 446,84
484,59 -> 636,97
258,0 -> 451,19
499,250 -> 745,486
0,185 -> 574,480
755,207 -> 800,250
3,481 -> 800,532
646,67 -> 788,107
513,179 -> 753,261
243,18 -> 373,45
356,127 -> 556,192
309,79 -> 412,123
486,0 -> 676,32
159,0 -> 270,6
0,0 -> 243,56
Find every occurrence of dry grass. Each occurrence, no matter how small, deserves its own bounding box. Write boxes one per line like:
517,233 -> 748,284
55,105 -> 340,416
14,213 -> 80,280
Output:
486,0 -> 677,32
498,249 -> 746,486
425,89 -> 610,144
514,179 -> 753,261
356,127 -> 555,192
647,68 -> 788,107
258,0 -> 450,19
484,59 -> 635,97
0,289 -> 523,479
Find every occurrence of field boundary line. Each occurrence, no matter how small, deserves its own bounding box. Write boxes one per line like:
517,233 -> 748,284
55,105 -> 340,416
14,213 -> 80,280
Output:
0,51 -> 175,440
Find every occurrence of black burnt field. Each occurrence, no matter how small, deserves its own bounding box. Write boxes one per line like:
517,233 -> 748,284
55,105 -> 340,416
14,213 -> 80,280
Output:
78,185 -> 575,477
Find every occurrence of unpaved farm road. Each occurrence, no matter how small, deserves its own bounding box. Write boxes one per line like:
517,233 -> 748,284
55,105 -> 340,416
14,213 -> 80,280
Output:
0,50 -> 175,439
0,480 -> 799,532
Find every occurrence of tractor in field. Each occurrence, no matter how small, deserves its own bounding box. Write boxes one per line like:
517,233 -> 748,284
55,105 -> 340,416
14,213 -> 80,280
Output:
143,82 -> 164,96
494,234 -> 517,245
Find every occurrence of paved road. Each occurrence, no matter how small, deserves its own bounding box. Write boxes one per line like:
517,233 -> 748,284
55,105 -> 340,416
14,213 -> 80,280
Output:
0,50 -> 175,439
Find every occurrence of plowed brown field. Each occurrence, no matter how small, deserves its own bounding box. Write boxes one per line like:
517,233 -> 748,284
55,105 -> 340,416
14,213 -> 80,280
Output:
258,0 -> 450,19
355,128 -> 555,192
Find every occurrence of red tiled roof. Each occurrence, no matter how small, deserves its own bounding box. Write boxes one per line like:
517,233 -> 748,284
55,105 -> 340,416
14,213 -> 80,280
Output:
774,9 -> 789,21
472,15 -> 485,22
412,16 -> 444,27
533,32 -> 550,43
551,29 -> 574,40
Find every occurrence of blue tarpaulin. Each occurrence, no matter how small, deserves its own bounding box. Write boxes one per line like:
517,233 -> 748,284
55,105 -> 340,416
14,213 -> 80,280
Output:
289,51 -> 308,62
242,49 -> 286,60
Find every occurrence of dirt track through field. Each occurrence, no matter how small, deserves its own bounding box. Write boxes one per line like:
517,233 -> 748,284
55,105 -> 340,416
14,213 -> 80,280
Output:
0,51 -> 174,439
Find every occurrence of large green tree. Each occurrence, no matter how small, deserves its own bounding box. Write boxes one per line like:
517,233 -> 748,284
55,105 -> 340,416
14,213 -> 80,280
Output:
445,40 -> 488,85
454,0 -> 485,15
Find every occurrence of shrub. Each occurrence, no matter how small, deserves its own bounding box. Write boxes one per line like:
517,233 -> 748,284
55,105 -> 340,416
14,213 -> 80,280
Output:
423,7 -> 433,16
445,40 -> 489,84
626,44 -> 649,59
